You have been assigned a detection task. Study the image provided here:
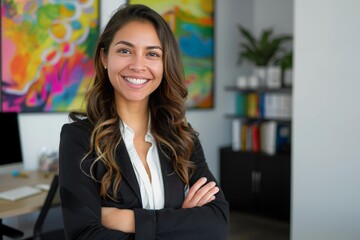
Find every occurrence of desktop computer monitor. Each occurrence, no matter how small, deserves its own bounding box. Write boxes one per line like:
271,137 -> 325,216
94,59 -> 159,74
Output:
0,112 -> 24,174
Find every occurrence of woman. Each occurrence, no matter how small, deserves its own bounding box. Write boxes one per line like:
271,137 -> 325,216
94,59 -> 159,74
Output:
59,3 -> 229,240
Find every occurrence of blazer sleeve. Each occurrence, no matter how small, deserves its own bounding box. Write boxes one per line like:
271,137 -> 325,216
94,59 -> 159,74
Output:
58,123 -> 134,240
132,136 -> 230,240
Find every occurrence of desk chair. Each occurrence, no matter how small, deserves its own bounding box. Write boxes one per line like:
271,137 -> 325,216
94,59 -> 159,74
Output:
24,174 -> 66,240
0,222 -> 24,239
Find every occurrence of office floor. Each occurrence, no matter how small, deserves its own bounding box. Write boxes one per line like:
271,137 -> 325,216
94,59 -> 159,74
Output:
228,211 -> 290,240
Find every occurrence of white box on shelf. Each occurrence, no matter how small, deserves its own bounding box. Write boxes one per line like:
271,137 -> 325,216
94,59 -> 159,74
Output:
266,66 -> 281,88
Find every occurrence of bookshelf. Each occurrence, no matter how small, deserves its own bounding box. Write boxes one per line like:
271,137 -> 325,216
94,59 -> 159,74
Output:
220,85 -> 292,221
226,86 -> 292,154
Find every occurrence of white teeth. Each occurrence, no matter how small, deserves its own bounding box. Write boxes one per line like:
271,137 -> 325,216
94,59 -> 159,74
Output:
125,77 -> 147,85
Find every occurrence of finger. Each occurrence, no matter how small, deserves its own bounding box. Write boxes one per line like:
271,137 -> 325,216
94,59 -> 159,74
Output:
185,177 -> 207,200
185,181 -> 216,206
190,181 -> 217,205
197,186 -> 219,206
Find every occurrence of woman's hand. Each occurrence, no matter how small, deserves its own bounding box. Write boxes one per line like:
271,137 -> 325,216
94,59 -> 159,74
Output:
101,207 -> 135,233
182,177 -> 219,208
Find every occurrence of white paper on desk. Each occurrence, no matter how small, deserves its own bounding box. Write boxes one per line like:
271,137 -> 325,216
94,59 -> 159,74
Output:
36,183 -> 50,191
0,186 -> 41,201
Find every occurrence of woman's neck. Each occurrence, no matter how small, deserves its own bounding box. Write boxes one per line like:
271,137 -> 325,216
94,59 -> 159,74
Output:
117,101 -> 149,136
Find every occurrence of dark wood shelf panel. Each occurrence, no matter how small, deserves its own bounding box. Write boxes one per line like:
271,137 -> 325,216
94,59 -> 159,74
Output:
220,146 -> 290,158
225,114 -> 291,123
225,86 -> 292,93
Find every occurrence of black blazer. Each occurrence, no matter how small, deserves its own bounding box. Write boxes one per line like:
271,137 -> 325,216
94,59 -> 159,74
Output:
59,120 -> 229,240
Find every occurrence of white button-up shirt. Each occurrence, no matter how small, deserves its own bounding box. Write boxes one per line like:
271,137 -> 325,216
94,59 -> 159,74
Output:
120,121 -> 165,210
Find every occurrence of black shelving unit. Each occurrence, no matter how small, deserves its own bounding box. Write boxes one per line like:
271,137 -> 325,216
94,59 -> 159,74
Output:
221,86 -> 292,221
220,147 -> 290,221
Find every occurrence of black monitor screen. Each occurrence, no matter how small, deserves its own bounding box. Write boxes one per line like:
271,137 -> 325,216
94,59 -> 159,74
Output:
0,112 -> 23,166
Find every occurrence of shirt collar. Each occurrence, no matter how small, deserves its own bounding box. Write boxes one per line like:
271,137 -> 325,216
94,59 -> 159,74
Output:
119,114 -> 154,143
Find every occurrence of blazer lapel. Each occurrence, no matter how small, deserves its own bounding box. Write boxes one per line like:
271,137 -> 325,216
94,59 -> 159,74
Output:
158,145 -> 185,208
115,140 -> 142,205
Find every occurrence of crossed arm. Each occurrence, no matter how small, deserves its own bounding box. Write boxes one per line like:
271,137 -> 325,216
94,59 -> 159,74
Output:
101,177 -> 219,233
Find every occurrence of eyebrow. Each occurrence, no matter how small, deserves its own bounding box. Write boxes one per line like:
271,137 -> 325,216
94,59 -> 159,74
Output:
114,40 -> 163,51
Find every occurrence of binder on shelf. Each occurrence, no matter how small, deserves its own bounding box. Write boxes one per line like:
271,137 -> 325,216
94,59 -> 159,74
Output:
264,93 -> 276,119
261,121 -> 277,155
241,124 -> 248,151
276,123 -> 291,154
246,125 -> 252,151
263,93 -> 292,120
259,92 -> 266,118
231,119 -> 242,151
251,122 -> 260,153
247,93 -> 260,117
235,93 -> 247,116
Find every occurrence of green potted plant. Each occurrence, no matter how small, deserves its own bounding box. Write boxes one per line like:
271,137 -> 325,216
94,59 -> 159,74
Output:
237,25 -> 292,87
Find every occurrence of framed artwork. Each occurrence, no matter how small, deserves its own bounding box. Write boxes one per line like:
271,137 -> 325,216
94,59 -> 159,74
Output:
1,0 -> 100,112
128,0 -> 215,109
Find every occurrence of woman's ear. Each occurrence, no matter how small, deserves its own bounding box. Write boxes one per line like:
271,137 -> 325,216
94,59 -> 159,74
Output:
100,48 -> 107,69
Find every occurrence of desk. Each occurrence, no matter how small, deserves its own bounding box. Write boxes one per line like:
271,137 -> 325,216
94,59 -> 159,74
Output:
0,171 -> 53,219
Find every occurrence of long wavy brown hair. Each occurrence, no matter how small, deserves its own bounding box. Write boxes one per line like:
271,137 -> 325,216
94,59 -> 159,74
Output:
69,3 -> 197,200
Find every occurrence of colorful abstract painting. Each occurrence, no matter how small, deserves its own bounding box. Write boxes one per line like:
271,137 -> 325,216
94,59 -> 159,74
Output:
128,0 -> 214,109
1,0 -> 99,112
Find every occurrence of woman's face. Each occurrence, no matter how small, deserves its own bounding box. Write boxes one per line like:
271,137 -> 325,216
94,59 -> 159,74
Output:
101,20 -> 163,106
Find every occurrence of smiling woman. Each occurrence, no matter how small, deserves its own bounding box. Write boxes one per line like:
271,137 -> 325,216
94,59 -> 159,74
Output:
58,3 -> 228,240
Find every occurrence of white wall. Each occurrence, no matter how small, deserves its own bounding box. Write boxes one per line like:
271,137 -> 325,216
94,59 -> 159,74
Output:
254,0 -> 294,36
18,113 -> 69,170
292,0 -> 360,239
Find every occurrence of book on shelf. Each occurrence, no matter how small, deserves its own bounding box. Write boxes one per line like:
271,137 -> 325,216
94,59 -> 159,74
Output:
235,93 -> 247,116
261,121 -> 277,155
259,92 -> 266,118
263,93 -> 292,119
231,119 -> 242,151
241,123 -> 247,151
247,93 -> 260,117
246,124 -> 252,151
276,123 -> 291,154
251,122 -> 260,153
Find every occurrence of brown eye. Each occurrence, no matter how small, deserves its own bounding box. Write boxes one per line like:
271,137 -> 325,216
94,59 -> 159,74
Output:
147,51 -> 160,57
117,48 -> 131,54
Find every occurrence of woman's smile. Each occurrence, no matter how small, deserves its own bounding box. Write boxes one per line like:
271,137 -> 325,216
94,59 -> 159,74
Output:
123,76 -> 150,88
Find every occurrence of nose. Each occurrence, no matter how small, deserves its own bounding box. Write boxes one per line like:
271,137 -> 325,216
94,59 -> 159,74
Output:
129,54 -> 146,71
